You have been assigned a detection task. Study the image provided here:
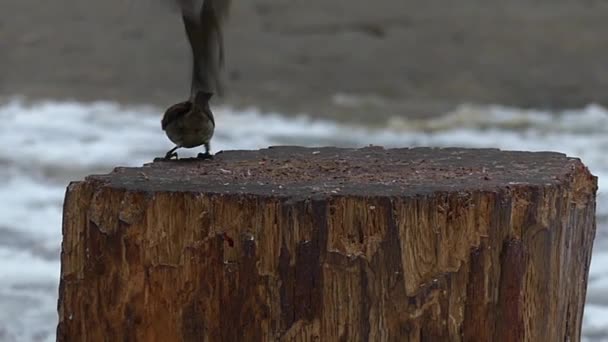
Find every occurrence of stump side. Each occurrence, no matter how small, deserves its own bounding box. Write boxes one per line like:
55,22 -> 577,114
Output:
57,147 -> 598,341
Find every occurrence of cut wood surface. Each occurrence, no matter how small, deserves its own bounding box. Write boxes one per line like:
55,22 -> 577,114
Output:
57,146 -> 598,341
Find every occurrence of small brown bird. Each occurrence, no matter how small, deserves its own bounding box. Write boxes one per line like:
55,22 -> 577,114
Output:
162,92 -> 215,159
162,0 -> 231,159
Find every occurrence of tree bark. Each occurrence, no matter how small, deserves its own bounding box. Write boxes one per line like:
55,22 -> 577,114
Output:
57,146 -> 597,341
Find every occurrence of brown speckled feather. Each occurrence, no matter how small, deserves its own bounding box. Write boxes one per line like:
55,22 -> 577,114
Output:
201,106 -> 215,127
161,101 -> 192,130
193,92 -> 215,126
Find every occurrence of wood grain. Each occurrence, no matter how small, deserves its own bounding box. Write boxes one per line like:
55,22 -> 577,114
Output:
57,146 -> 598,341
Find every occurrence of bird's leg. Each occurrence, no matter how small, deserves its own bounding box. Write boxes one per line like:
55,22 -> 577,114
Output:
164,146 -> 180,160
197,143 -> 213,159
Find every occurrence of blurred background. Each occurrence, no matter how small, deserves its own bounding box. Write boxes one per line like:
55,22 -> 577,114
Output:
1,0 -> 607,340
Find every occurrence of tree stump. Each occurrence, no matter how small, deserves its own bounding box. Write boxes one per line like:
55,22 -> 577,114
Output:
57,146 -> 597,341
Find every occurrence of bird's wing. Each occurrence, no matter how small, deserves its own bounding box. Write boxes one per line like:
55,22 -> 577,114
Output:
204,106 -> 216,127
161,101 -> 192,130
180,0 -> 232,98
192,91 -> 216,127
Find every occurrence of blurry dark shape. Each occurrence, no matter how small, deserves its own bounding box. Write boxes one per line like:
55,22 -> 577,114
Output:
178,0 -> 231,97
160,0 -> 231,159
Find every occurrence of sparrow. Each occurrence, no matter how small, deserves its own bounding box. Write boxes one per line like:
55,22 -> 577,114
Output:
161,0 -> 231,160
162,91 -> 215,159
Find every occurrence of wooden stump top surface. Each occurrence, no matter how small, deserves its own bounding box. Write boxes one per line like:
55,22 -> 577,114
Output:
85,146 -> 593,197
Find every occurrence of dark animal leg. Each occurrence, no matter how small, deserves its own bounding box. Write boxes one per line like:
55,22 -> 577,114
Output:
197,143 -> 213,159
164,146 -> 180,160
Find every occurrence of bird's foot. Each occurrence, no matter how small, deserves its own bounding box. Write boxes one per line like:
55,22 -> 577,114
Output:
164,151 -> 178,160
197,152 -> 213,160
